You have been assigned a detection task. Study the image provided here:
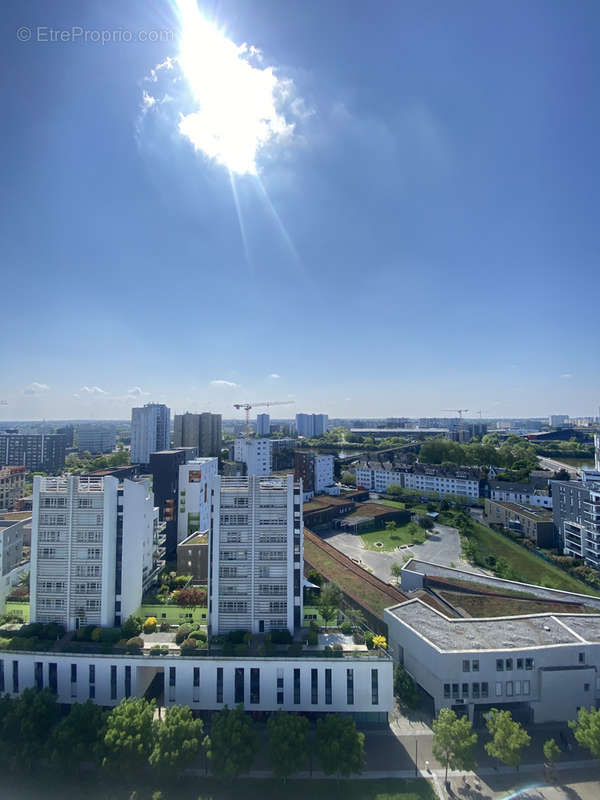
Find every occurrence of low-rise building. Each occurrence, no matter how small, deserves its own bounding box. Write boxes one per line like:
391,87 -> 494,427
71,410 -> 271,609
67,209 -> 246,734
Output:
484,499 -> 555,548
0,466 -> 26,511
176,530 -> 208,583
356,463 -> 480,499
488,479 -> 552,509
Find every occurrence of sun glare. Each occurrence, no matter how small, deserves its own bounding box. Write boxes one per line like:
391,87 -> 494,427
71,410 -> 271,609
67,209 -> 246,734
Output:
174,0 -> 292,175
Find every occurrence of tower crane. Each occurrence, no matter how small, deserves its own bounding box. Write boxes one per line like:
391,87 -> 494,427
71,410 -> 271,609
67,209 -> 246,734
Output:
233,400 -> 295,437
441,408 -> 469,441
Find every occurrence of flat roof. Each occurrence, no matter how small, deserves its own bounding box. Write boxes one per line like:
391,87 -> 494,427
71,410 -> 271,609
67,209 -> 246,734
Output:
351,428 -> 449,434
487,499 -> 553,521
385,599 -> 600,652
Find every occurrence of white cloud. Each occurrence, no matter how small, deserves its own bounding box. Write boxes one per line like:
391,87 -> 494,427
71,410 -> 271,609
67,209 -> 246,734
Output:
23,382 -> 50,396
142,90 -> 157,108
560,373 -> 574,379
78,386 -> 107,395
268,373 -> 281,379
210,380 -> 239,389
127,386 -> 150,398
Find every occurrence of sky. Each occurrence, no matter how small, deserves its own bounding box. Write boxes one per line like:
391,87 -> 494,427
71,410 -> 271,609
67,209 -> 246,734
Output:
1,0 -> 599,422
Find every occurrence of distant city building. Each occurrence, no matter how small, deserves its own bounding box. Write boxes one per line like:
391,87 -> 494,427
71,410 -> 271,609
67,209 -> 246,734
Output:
0,432 -> 66,472
177,531 -> 208,584
234,438 -> 272,477
177,457 -> 219,544
0,466 -> 26,511
549,415 -> 569,427
294,452 -> 334,501
356,463 -> 480,499
209,475 -> 303,635
256,413 -> 270,436
130,404 -> 170,466
31,475 -> 164,630
295,413 -> 328,438
173,412 -> 222,458
77,424 -> 117,454
56,425 -> 75,448
150,449 -> 197,559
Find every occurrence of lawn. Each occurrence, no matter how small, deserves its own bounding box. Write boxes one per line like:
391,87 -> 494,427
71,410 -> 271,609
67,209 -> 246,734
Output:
361,522 -> 427,552
465,520 -> 600,597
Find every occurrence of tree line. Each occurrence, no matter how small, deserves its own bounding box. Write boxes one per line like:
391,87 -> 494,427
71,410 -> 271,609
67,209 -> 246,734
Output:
0,691 -> 365,782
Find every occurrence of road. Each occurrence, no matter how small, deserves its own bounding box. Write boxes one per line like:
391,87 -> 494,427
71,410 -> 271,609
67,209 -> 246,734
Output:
537,456 -> 580,478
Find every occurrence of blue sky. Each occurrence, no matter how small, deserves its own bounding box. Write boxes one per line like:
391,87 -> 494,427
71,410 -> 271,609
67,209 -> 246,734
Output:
1,0 -> 599,421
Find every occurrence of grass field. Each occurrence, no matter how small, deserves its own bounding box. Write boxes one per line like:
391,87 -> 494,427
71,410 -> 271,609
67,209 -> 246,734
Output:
438,589 -> 598,618
466,520 -> 600,596
382,499 -> 432,515
361,522 -> 426,552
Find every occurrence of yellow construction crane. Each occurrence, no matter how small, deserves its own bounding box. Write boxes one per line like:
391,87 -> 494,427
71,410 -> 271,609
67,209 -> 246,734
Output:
233,400 -> 295,437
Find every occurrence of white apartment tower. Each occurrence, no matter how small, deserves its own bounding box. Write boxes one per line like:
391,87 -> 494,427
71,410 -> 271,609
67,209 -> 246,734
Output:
131,403 -> 171,466
177,457 -> 219,544
256,413 -> 270,437
31,475 -> 164,630
209,475 -> 303,636
234,438 -> 272,476
295,413 -> 328,438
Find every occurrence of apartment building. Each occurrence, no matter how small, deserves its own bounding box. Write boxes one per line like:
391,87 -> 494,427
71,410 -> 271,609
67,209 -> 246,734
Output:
295,413 -> 328,438
31,475 -> 164,630
209,475 -> 303,635
356,463 -> 480,499
0,466 -> 26,511
256,413 -> 270,436
174,412 -> 222,458
0,433 -> 66,472
489,480 -> 552,509
150,449 -> 197,559
294,452 -> 334,501
233,439 -> 272,477
552,476 -> 600,568
177,531 -> 208,583
177,457 -> 219,544
385,598 -> 600,724
130,404 -> 170,466
484,499 -> 554,547
355,463 -> 410,493
77,424 -> 117,454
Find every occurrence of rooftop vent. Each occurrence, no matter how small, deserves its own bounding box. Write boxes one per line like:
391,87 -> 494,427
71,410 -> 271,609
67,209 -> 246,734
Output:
543,625 -> 551,631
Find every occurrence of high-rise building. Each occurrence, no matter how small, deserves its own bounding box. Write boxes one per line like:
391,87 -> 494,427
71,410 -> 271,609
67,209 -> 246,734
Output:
77,424 -> 117,454
150,448 -> 197,559
130,404 -> 170,466
0,466 -> 26,511
174,412 -> 222,457
31,475 -> 165,630
0,432 -> 66,472
209,475 -> 303,635
294,452 -> 334,500
256,414 -> 270,436
295,413 -> 328,438
548,415 -> 569,427
234,438 -> 272,476
177,457 -> 219,543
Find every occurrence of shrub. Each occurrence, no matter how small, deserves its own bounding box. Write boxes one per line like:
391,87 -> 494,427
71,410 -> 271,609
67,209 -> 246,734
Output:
75,624 -> 95,641
364,631 -> 374,650
149,645 -> 162,654
175,625 -> 192,645
91,627 -> 102,642
270,629 -> 293,645
175,587 -> 207,607
126,637 -> 144,653
143,617 -> 158,634
189,630 -> 207,642
121,616 -> 143,639
174,575 -> 191,588
353,629 -> 365,645
100,627 -> 123,644
307,629 -> 318,646
340,620 -> 353,635
159,621 -> 170,632
226,629 -> 247,644
372,634 -> 387,649
288,642 -> 302,656
235,643 -> 249,656
179,638 -> 197,653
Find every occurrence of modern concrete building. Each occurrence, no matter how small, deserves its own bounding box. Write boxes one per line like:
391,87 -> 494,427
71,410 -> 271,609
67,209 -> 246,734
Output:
552,476 -> 600,568
31,475 -> 165,630
77,424 -> 117,454
295,414 -> 328,438
0,466 -> 26,511
549,415 -> 569,427
484,499 -> 554,548
177,457 -> 219,544
209,475 -> 303,635
256,413 -> 270,436
0,517 -> 26,579
294,452 -> 335,501
174,412 -> 222,458
130,404 -> 170,466
149,449 -> 197,559
233,438 -> 272,477
0,433 -> 66,472
177,530 -> 208,583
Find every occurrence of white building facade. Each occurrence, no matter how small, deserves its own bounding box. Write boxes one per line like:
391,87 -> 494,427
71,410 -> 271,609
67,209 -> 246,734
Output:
177,457 -> 219,544
295,414 -> 328,438
355,466 -> 408,493
314,455 -> 335,493
490,485 -> 552,508
131,403 -> 170,466
209,476 -> 303,635
356,465 -> 480,499
233,438 -> 272,477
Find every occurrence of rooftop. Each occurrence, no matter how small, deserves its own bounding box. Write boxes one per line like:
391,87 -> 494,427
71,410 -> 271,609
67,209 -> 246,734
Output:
487,499 -> 553,521
179,530 -> 208,546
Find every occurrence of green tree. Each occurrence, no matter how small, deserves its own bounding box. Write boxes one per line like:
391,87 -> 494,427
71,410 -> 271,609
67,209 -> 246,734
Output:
0,688 -> 60,770
432,708 -> 478,783
317,582 -> 342,628
47,700 -> 107,772
569,706 -> 600,758
103,697 -> 156,774
267,710 -> 309,781
417,515 -> 435,530
393,665 -> 420,709
390,562 -> 403,582
543,738 -> 561,766
485,708 -> 531,769
209,705 -> 257,780
316,714 -> 365,778
149,705 -> 208,775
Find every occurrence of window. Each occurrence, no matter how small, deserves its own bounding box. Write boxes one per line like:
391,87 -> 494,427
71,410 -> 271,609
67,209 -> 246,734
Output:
49,663 -> 57,694
472,682 -> 480,699
505,658 -> 513,671
89,684 -> 95,699
496,659 -> 504,672
35,662 -> 43,691
584,683 -> 590,692
517,658 -> 524,670
371,669 -> 379,705
216,668 -> 223,703
525,658 -> 533,670
71,664 -> 77,697
579,652 -> 586,664
325,669 -> 332,705
89,664 -> 95,684
462,660 -> 470,672
346,668 -> 354,705
250,668 -> 260,705
444,683 -> 451,698
125,666 -> 131,698
495,682 -> 503,697
110,665 -> 117,700
481,682 -> 489,699
523,680 -> 530,696
0,660 -> 4,693
472,659 -> 479,672
294,668 -> 301,705
506,681 -> 513,697
462,683 -> 469,697
452,683 -> 459,699
311,669 -> 318,705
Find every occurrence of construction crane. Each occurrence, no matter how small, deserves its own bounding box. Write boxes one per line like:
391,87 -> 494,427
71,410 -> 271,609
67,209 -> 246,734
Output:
233,400 -> 295,437
441,408 -> 469,441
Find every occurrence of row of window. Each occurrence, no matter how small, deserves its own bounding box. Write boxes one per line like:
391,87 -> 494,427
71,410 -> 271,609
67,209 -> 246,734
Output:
444,680 -> 532,700
495,657 -> 535,672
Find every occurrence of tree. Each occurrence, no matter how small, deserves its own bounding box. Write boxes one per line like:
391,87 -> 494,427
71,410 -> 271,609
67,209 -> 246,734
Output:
0,688 -> 61,770
267,711 -> 309,781
149,705 -> 208,775
121,615 -> 143,639
554,469 -> 570,482
432,708 -> 478,783
485,708 -> 531,769
543,738 -> 561,766
316,714 -> 365,778
393,665 -> 420,709
569,706 -> 600,758
317,582 -> 342,628
103,698 -> 156,773
47,700 -> 107,772
175,587 -> 207,608
390,562 -> 403,582
417,516 -> 435,530
209,705 -> 257,780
